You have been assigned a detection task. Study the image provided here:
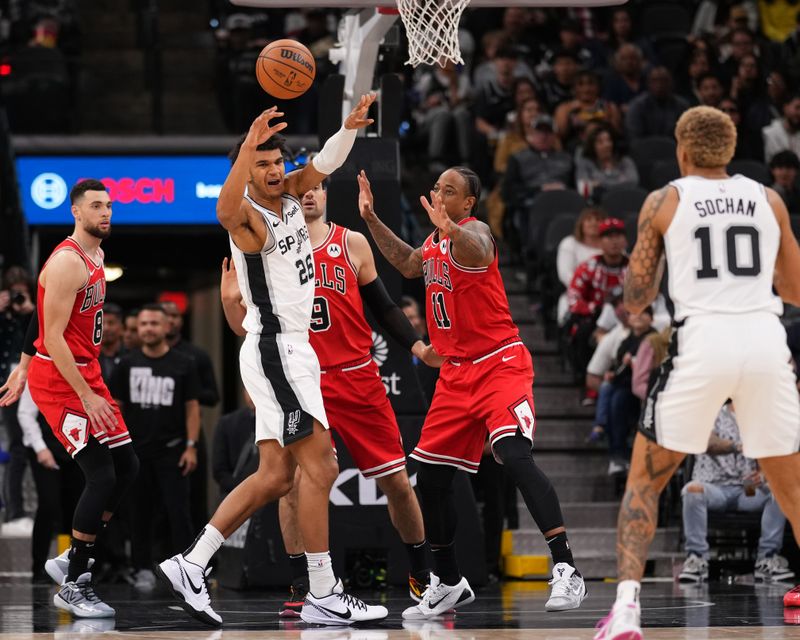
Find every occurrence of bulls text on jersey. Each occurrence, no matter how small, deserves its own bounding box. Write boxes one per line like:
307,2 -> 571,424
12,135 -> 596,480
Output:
423,256 -> 453,291
79,279 -> 106,313
315,263 -> 347,294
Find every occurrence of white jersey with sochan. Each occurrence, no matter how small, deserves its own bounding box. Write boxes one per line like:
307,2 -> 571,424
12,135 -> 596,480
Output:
229,189 -> 315,335
664,175 -> 783,321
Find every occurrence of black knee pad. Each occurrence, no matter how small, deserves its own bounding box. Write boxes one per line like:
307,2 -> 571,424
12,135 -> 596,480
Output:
494,435 -> 564,534
106,444 -> 140,513
73,440 -> 117,534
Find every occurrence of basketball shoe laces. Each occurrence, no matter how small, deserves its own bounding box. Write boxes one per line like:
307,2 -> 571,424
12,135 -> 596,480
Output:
548,571 -> 580,598
420,578 -> 448,608
335,591 -> 368,612
75,579 -> 102,604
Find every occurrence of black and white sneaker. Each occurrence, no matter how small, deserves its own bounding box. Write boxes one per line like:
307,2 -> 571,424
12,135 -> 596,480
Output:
755,555 -> 795,582
301,579 -> 388,625
156,554 -> 222,627
45,548 -> 95,586
402,573 -> 474,620
53,573 -> 115,618
678,554 -> 708,583
545,563 -> 587,611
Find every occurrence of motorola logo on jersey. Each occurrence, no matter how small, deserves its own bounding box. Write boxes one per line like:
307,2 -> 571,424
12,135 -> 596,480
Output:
94,177 -> 175,204
31,173 -> 68,210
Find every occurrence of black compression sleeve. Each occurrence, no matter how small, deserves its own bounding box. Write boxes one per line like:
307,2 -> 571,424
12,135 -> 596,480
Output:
22,307 -> 38,357
359,277 -> 421,351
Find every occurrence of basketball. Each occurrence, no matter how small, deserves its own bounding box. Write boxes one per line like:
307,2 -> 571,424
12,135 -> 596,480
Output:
256,39 -> 316,100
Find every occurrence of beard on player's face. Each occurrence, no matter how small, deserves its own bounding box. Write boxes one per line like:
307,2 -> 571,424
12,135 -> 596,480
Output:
84,222 -> 111,239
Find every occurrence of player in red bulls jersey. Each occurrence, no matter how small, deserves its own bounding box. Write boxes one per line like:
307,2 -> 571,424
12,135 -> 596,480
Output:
220,179 -> 442,616
0,180 -> 139,618
359,167 -> 587,618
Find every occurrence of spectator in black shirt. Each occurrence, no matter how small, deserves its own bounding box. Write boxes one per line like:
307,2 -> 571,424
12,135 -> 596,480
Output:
212,392 -> 256,496
473,46 -> 518,146
536,48 -> 580,113
111,304 -> 201,589
770,150 -> 800,214
99,303 -> 125,384
691,72 -> 725,108
625,67 -> 690,140
720,96 -> 765,161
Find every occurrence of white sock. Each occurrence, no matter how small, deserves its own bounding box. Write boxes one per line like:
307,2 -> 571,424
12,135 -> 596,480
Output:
183,525 -> 225,568
307,551 -> 336,596
616,579 -> 641,604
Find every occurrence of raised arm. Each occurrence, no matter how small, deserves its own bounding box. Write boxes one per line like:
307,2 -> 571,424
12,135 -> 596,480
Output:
42,251 -> 117,431
357,170 -> 423,278
419,192 -> 494,268
220,257 -> 247,337
218,108 -> 287,252
286,93 -> 376,197
768,188 -> 800,306
623,186 -> 676,314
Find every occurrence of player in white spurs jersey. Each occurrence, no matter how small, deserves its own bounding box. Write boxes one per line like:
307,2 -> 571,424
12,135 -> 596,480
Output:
156,98 -> 387,627
595,106 -> 800,640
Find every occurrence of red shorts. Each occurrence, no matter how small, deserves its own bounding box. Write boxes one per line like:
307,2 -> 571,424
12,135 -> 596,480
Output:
410,341 -> 536,473
321,357 -> 407,479
27,355 -> 131,458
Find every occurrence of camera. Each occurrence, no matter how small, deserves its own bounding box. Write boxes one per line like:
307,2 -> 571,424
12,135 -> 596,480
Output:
11,292 -> 26,306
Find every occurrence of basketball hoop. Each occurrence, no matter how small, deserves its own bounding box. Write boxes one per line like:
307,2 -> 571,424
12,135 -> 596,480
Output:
396,0 -> 470,67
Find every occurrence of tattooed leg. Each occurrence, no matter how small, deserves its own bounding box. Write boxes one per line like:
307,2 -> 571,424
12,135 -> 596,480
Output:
617,433 -> 686,581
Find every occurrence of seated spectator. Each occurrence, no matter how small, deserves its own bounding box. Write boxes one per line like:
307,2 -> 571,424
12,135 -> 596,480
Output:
770,150 -> 800,214
691,72 -> 725,108
590,7 -> 656,69
535,48 -> 580,113
731,53 -> 772,130
720,27 -> 760,81
596,306 -> 656,475
781,12 -> 800,88
212,392 -> 256,496
504,77 -> 538,131
554,70 -> 622,150
625,67 -> 690,140
413,60 -> 472,171
473,30 -> 535,89
565,218 -> 628,400
503,115 -> 573,251
487,94 -> 543,238
631,327 -> 670,401
676,47 -> 714,104
538,18 -> 594,73
473,45 -> 519,147
556,208 -> 603,324
762,93 -> 800,162
602,44 -> 647,112
679,403 -> 794,584
720,97 -> 764,161
575,123 -> 638,202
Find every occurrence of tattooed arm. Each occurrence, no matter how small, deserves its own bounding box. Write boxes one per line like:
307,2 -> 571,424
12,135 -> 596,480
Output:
439,220 -> 494,268
623,186 -> 677,314
357,170 -> 424,278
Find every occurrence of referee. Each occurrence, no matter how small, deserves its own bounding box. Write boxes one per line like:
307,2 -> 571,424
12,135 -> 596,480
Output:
111,303 -> 201,588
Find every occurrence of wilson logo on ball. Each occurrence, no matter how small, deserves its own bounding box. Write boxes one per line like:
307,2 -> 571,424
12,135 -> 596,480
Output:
280,49 -> 314,73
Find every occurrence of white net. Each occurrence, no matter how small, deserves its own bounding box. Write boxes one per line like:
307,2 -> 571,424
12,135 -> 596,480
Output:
396,0 -> 470,68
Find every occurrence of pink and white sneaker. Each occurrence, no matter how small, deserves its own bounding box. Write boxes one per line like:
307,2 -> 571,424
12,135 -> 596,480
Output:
594,600 -> 642,640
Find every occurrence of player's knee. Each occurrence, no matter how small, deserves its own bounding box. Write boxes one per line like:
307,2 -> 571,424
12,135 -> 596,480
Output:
684,482 -> 705,494
112,445 -> 139,489
376,470 -> 412,501
493,435 -> 533,470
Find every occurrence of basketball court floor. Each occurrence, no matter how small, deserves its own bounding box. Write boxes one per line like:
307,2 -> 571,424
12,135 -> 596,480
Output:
1,576 -> 799,639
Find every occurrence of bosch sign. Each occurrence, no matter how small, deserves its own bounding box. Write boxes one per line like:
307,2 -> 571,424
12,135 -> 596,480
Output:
17,155 -> 233,225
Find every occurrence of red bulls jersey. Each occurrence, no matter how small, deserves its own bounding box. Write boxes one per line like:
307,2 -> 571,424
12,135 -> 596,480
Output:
35,237 -> 106,363
309,223 -> 373,368
422,217 -> 518,359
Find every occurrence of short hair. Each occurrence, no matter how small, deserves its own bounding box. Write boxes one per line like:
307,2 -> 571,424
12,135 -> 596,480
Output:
103,302 -> 123,319
450,166 -> 482,213
70,179 -> 107,205
675,106 -> 737,168
574,207 -> 605,242
583,123 -> 619,163
770,150 -> 800,170
125,308 -> 140,320
228,133 -> 291,165
696,71 -> 723,87
140,302 -> 167,315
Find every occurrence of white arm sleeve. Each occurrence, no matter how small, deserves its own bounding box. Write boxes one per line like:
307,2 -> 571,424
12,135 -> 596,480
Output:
18,385 -> 47,454
311,125 -> 358,175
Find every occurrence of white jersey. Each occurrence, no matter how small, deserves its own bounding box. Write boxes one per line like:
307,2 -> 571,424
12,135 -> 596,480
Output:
229,189 -> 314,335
664,175 -> 783,321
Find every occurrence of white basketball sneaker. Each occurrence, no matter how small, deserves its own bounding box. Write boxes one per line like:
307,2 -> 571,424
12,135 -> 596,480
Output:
301,579 -> 388,625
545,562 -> 587,611
402,574 -> 474,620
53,573 -> 115,618
594,600 -> 642,640
156,554 -> 222,627
45,548 -> 95,586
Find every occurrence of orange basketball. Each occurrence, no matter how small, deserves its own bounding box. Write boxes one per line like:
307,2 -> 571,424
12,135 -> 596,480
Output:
256,39 -> 316,100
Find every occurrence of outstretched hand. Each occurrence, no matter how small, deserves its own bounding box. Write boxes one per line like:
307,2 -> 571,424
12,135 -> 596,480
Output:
357,170 -> 377,221
420,191 -> 454,238
344,94 -> 377,130
0,364 -> 27,407
244,106 -> 288,150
